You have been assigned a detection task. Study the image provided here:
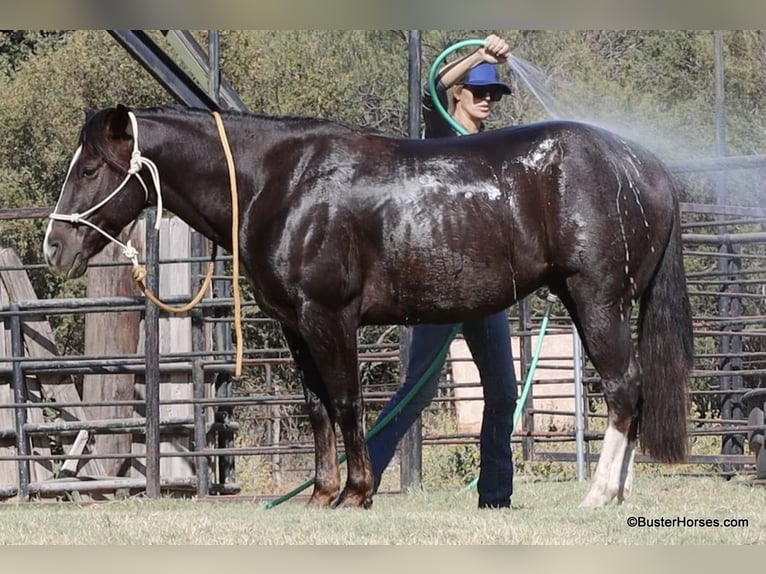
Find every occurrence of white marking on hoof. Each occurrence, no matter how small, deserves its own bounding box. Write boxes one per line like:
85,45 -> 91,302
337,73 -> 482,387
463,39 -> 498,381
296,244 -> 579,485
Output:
581,424 -> 633,508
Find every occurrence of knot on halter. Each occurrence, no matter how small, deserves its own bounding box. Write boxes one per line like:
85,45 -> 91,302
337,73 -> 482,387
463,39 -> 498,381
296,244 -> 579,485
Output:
54,212 -> 82,225
123,240 -> 140,267
129,149 -> 143,174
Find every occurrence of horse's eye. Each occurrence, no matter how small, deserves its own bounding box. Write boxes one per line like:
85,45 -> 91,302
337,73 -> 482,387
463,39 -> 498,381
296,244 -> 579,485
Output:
81,166 -> 99,178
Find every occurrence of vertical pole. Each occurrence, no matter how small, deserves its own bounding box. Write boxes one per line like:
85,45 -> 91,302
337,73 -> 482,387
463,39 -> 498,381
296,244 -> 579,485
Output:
713,31 -> 726,166
206,29 -> 236,489
399,30 -> 422,492
519,297 -> 534,462
190,229 -> 211,496
398,327 -> 419,491
144,207 -> 161,498
10,305 -> 30,500
407,30 -> 422,138
713,30 -> 744,465
190,231 -> 210,496
265,364 -> 279,486
192,309 -> 210,496
572,324 -> 587,481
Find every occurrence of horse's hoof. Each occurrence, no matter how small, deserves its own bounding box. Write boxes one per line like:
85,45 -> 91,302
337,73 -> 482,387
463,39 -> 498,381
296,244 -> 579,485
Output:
333,490 -> 371,509
306,493 -> 335,508
579,494 -> 608,508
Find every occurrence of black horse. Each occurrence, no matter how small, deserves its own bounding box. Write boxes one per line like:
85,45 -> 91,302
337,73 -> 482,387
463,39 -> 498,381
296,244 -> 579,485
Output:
44,105 -> 693,508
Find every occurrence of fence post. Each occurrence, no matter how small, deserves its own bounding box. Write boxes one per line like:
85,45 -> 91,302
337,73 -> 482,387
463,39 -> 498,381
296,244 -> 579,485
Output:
713,30 -> 745,466
398,326 -> 420,491
399,29 -> 422,492
192,311 -> 209,496
572,324 -> 588,481
519,297 -> 534,462
190,230 -> 210,496
10,305 -> 29,500
144,208 -> 161,498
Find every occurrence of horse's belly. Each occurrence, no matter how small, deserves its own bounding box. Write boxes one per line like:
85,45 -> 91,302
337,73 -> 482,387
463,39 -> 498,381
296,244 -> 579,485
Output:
360,250 -> 531,325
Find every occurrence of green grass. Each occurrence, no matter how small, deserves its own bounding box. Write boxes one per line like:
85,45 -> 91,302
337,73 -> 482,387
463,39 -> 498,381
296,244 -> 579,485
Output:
1,475 -> 763,544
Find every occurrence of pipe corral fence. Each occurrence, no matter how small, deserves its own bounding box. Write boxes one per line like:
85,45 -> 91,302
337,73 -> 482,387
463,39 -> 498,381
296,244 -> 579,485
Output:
1,166 -> 765,502
1,30 -> 765,502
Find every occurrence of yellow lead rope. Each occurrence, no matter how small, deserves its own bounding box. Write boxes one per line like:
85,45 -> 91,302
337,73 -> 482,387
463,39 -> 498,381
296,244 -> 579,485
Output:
213,111 -> 244,378
133,261 -> 215,314
133,111 -> 244,378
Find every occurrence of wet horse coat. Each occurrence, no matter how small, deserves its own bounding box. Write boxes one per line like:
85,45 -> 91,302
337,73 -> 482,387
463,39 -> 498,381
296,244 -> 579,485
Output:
44,105 -> 693,508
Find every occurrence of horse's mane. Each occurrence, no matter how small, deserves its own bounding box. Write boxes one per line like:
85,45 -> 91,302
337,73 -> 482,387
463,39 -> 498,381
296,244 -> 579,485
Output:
80,105 -> 386,170
146,105 -> 382,136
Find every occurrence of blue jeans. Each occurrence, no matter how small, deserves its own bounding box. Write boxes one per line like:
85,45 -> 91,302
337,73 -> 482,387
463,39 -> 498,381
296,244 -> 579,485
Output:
367,310 -> 518,507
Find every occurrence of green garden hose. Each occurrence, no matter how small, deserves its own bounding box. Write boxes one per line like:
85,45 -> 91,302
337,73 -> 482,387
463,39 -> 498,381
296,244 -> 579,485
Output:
427,38 -> 486,136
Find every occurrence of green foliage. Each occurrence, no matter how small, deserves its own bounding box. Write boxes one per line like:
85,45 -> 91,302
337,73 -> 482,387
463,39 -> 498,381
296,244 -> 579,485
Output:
424,443 -> 480,489
2,30 -> 766,486
0,30 -> 70,77
220,30 -> 410,134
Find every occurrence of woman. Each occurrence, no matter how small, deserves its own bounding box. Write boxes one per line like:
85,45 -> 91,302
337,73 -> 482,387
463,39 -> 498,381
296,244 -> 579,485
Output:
366,34 -> 518,509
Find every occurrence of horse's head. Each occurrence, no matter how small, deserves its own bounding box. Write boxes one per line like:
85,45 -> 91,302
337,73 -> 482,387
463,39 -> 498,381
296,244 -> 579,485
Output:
43,104 -> 151,279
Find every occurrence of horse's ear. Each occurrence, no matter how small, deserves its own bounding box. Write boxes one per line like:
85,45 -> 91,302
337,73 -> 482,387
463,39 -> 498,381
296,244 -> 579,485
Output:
107,104 -> 131,139
85,109 -> 98,123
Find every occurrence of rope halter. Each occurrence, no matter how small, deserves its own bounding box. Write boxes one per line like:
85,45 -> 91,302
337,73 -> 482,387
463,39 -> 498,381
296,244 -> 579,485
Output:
49,110 -> 164,266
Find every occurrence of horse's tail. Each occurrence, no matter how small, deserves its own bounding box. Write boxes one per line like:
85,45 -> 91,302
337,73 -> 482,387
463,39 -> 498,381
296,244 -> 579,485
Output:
637,199 -> 693,463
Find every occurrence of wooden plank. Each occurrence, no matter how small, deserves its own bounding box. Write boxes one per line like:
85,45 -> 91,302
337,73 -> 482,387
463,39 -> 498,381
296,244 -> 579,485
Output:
59,429 -> 90,477
0,275 -> 18,494
28,476 -> 198,496
24,376 -> 56,484
81,236 -> 142,478
158,217 -> 196,479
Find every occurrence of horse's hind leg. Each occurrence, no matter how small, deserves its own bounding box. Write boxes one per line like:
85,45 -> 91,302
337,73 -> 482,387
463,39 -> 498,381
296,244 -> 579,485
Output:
282,326 -> 341,507
558,288 -> 641,508
583,412 -> 638,507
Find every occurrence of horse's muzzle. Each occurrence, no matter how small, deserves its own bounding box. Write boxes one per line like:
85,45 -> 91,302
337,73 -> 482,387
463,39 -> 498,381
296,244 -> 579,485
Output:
44,240 -> 87,279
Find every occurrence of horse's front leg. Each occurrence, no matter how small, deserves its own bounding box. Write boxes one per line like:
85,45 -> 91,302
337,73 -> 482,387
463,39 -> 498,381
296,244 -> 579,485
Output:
282,325 -> 341,507
299,303 -> 373,509
303,388 -> 342,507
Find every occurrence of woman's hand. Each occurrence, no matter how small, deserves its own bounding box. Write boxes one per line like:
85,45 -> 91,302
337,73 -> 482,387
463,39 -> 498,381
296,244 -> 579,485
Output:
480,34 -> 511,64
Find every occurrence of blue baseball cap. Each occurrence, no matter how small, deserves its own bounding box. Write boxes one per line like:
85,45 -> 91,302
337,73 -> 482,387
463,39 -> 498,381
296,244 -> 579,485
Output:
461,63 -> 511,95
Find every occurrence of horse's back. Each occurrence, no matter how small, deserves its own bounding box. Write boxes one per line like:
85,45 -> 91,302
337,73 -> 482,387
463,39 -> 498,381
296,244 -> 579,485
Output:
249,118 -> 679,327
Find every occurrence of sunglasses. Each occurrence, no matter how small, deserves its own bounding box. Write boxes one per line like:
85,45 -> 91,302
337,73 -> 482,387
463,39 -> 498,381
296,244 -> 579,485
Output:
463,85 -> 505,102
